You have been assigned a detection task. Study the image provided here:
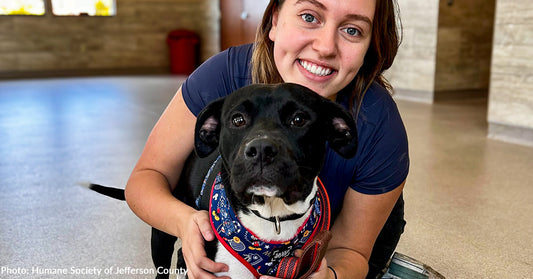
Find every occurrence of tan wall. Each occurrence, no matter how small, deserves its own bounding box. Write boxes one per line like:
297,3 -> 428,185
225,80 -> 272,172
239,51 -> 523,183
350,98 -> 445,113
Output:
488,0 -> 533,146
435,0 -> 496,95
0,0 -> 220,78
388,0 -> 495,102
385,0 -> 440,103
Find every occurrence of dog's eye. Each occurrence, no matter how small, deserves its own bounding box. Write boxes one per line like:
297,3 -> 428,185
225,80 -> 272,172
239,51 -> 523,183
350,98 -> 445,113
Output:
232,114 -> 246,127
290,113 -> 307,127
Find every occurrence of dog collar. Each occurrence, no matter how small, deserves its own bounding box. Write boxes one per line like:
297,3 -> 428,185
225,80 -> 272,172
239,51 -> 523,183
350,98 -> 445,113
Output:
208,172 -> 330,278
250,196 -> 316,235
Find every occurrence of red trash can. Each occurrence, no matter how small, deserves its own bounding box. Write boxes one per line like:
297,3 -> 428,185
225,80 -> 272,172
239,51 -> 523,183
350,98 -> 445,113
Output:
166,30 -> 200,75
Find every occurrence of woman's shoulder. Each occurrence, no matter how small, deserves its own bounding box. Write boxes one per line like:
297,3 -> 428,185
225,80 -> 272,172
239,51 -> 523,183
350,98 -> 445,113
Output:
182,44 -> 253,116
323,82 -> 409,196
226,43 -> 255,61
226,43 -> 254,80
346,82 -> 403,133
359,82 -> 399,122
189,43 -> 253,80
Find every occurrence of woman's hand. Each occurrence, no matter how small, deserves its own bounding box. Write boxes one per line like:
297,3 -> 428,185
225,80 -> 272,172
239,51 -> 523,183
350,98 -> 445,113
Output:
258,257 -> 331,279
180,210 -> 230,279
306,259 -> 331,279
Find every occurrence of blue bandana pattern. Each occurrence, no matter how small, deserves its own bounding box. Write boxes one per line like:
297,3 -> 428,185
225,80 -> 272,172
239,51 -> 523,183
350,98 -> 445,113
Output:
209,173 -> 327,278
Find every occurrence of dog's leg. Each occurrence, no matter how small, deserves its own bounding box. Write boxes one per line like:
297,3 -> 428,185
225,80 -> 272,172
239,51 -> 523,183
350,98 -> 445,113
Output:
151,227 -> 177,279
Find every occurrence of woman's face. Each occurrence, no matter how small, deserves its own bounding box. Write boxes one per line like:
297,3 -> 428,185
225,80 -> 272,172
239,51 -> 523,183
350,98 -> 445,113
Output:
269,0 -> 376,100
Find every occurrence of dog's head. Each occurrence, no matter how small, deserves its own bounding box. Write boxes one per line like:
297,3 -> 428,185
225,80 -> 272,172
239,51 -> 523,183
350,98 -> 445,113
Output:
194,83 -> 357,206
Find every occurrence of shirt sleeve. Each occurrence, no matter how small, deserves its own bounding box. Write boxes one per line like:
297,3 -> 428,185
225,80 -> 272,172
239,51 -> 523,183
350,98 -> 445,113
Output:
182,49 -> 233,117
182,44 -> 253,116
350,90 -> 410,194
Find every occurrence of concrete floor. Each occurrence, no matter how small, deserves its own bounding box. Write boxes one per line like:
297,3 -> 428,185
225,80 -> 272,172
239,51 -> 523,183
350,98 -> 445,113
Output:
0,76 -> 531,278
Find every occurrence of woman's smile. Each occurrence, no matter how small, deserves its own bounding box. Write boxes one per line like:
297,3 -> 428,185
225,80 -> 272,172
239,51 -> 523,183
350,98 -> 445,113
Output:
269,0 -> 375,99
298,59 -> 334,77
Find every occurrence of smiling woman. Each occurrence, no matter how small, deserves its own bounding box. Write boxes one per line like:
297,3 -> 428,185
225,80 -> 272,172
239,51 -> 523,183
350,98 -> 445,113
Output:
124,0 -> 408,278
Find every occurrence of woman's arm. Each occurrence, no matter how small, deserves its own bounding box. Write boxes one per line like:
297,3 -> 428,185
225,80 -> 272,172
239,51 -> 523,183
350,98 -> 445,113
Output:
125,86 -> 196,236
124,87 -> 229,278
326,180 -> 405,279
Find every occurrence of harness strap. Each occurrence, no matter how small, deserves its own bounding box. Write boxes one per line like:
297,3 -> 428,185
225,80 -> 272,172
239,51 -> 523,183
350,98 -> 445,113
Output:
196,156 -> 222,210
275,178 -> 331,279
276,230 -> 332,279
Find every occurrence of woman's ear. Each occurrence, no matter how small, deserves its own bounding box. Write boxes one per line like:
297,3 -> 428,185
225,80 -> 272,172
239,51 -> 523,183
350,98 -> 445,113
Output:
269,8 -> 280,41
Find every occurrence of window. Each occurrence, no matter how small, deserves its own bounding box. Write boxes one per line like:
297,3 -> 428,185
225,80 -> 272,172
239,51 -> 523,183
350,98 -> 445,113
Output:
51,0 -> 115,16
0,0 -> 45,16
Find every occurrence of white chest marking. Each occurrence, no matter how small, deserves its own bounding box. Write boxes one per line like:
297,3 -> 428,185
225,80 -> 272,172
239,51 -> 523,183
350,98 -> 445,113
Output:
214,242 -> 255,278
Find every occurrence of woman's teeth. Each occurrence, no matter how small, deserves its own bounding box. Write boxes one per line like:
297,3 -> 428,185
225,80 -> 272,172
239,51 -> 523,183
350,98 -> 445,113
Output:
300,60 -> 333,76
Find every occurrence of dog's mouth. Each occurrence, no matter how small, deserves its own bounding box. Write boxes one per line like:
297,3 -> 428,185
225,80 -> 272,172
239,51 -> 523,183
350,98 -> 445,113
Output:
246,185 -> 281,198
244,179 -> 319,223
239,183 -> 309,206
245,184 -> 282,205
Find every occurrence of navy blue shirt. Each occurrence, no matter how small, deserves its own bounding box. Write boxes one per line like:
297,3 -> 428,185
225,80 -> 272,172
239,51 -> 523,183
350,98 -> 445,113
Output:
183,44 -> 409,220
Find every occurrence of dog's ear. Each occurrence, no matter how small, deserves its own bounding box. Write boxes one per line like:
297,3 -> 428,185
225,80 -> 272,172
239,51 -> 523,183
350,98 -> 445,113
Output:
194,97 -> 225,158
322,101 -> 358,159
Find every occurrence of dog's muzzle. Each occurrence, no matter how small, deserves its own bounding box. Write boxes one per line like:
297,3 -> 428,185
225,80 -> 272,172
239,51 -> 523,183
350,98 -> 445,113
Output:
244,136 -> 279,166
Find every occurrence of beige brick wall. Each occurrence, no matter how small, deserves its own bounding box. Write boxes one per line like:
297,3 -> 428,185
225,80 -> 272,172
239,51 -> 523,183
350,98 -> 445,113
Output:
435,0 -> 495,93
488,0 -> 533,146
385,0 -> 440,103
388,0 -> 496,102
0,0 -> 220,78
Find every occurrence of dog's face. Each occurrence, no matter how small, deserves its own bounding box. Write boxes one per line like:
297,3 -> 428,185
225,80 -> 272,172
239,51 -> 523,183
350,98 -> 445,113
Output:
195,83 -> 357,206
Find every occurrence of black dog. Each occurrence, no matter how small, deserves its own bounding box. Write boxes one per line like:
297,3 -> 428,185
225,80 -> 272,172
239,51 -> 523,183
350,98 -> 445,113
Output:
89,83 -> 357,278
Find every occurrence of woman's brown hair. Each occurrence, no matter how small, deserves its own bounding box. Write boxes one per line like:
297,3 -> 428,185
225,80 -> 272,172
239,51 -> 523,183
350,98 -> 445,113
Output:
251,0 -> 402,113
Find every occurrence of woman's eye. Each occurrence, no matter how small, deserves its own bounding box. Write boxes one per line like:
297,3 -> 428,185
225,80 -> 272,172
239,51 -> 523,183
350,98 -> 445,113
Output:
290,114 -> 307,127
232,114 -> 246,127
343,27 -> 361,37
301,13 -> 317,23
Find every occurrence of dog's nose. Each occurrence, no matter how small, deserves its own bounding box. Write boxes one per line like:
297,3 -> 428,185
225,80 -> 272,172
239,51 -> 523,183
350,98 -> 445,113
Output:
244,138 -> 278,164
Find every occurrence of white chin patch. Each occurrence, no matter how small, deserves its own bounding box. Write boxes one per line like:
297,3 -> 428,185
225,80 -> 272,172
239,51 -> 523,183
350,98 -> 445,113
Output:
246,185 -> 280,197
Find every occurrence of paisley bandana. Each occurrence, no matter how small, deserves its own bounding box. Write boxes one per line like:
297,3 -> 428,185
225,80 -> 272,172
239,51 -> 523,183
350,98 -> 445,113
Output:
208,171 -> 330,278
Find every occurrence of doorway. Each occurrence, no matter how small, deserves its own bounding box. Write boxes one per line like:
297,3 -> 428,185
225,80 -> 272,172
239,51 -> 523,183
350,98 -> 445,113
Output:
220,0 -> 270,50
434,0 -> 496,101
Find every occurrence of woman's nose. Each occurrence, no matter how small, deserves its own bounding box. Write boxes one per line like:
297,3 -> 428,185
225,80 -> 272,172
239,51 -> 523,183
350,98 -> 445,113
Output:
312,26 -> 338,57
